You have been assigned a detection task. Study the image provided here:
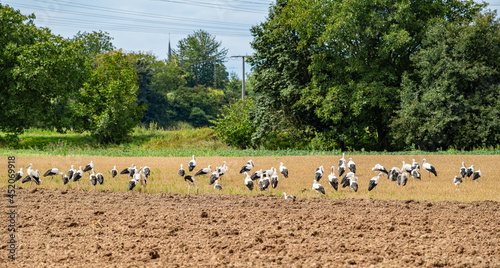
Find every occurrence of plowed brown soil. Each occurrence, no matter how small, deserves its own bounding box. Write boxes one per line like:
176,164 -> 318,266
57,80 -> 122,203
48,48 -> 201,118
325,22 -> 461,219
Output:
2,188 -> 499,267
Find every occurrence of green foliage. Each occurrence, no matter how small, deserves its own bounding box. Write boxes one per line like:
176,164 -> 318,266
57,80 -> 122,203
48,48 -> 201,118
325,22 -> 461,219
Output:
176,29 -> 229,88
73,50 -> 145,143
213,99 -> 256,149
393,12 -> 500,150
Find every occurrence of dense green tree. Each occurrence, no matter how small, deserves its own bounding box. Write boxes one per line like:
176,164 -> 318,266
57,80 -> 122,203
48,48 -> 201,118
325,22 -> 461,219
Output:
72,50 -> 145,143
176,30 -> 229,88
393,12 -> 500,150
249,0 -> 486,150
213,99 -> 256,149
73,30 -> 115,57
0,4 -> 87,137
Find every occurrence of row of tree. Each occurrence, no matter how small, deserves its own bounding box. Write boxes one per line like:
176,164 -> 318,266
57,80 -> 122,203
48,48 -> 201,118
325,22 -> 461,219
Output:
1,4 -> 243,143
214,0 -> 500,151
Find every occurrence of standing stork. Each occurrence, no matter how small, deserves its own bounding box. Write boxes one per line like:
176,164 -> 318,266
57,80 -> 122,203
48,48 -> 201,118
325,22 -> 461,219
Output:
341,172 -> 355,188
143,166 -> 151,179
328,166 -> 338,191
23,167 -> 41,186
368,173 -> 383,192
67,165 -> 75,182
466,165 -> 474,179
62,173 -> 70,185
402,161 -> 412,173
138,167 -> 147,193
209,168 -> 220,185
270,171 -> 279,189
349,177 -> 359,192
195,165 -> 212,177
72,166 -> 84,189
279,162 -> 288,178
13,168 -> 23,183
388,167 -> 400,182
96,171 -> 104,189
111,166 -> 118,179
188,155 -> 197,172
472,170 -> 481,183
184,175 -> 198,194
250,169 -> 264,181
239,160 -> 254,174
338,153 -> 346,168
411,159 -> 420,171
43,167 -> 60,180
312,180 -> 325,196
265,167 -> 276,178
90,170 -> 97,191
397,172 -> 408,186
347,158 -> 356,173
372,164 -> 388,175
410,168 -> 421,180
453,176 -> 463,190
459,162 -> 466,179
258,173 -> 270,192
244,172 -> 254,191
338,162 -> 346,177
214,179 -> 222,190
83,161 -> 94,174
128,175 -> 138,191
178,164 -> 186,177
315,166 -> 324,182
422,159 -> 437,178
120,164 -> 136,178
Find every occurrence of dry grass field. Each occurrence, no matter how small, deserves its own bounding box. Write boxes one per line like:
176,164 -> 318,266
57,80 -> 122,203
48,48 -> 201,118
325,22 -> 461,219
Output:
2,155 -> 499,267
2,155 -> 499,201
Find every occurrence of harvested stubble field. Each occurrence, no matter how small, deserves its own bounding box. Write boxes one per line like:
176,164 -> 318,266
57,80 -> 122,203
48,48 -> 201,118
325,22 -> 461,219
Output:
2,155 -> 499,267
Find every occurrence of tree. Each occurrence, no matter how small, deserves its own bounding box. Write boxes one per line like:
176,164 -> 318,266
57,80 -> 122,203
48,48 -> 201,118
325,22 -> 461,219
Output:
249,0 -> 486,150
213,99 -> 256,149
0,4 -> 87,137
393,12 -> 500,150
72,50 -> 145,143
176,30 -> 228,88
73,30 -> 115,57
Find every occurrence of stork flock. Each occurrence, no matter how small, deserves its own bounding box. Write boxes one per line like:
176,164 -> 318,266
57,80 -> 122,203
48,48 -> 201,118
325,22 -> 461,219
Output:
12,153 -> 482,198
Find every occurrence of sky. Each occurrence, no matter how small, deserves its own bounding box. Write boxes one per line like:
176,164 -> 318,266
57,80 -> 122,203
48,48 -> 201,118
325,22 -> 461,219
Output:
2,0 -> 500,79
2,0 -> 275,79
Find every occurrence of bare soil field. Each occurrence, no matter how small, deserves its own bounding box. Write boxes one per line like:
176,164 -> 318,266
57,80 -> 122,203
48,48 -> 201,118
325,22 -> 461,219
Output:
1,188 -> 499,267
2,155 -> 500,266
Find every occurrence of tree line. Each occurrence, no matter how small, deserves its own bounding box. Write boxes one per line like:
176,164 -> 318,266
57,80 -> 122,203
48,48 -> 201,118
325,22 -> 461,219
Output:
214,0 -> 500,151
1,4 -> 243,144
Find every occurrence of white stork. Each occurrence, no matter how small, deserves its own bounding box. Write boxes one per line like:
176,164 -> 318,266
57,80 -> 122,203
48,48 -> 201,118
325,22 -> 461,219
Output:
239,160 -> 254,174
178,164 -> 186,177
347,158 -> 356,173
282,192 -> 296,200
258,173 -> 270,192
72,166 -> 84,189
312,180 -> 325,196
411,159 -> 420,171
13,168 -> 23,183
453,176 -> 463,190
402,161 -> 412,173
43,168 -> 60,180
338,162 -> 346,177
279,162 -> 288,178
244,172 -> 254,191
90,170 -> 97,191
338,153 -> 346,168
188,155 -> 197,172
368,172 -> 383,192
184,175 -> 199,194
410,168 -> 421,180
67,165 -> 75,181
388,167 -> 401,182
397,172 -> 408,186
466,165 -> 474,179
83,161 -> 94,174
218,161 -> 228,176
96,171 -> 104,188
459,162 -> 466,179
472,170 -> 481,183
341,172 -> 355,188
128,175 -> 138,191
214,179 -> 222,190
422,159 -> 437,178
349,177 -> 358,192
209,168 -> 221,185
250,169 -> 264,181
372,164 -> 388,175
328,166 -> 338,191
195,165 -> 212,177
62,174 -> 70,185
315,166 -> 324,182
138,167 -> 147,193
265,167 -> 275,178
120,164 -> 136,178
270,171 -> 279,189
111,166 -> 118,178
143,166 -> 151,179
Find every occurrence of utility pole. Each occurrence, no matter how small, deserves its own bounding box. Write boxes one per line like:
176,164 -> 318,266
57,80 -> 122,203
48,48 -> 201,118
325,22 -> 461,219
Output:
231,55 -> 247,100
